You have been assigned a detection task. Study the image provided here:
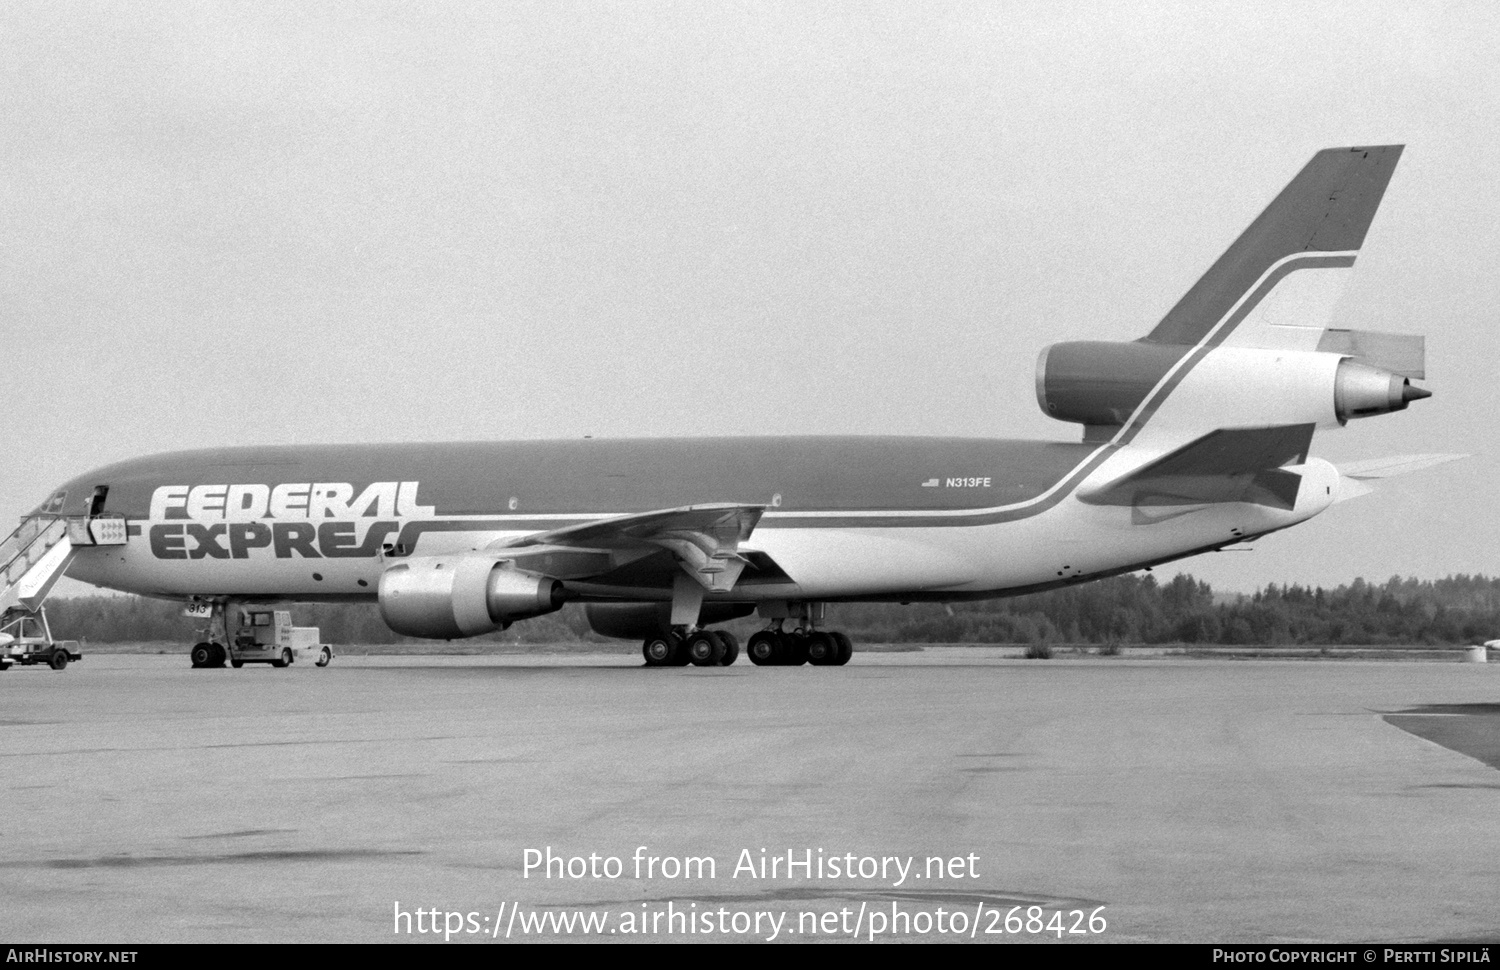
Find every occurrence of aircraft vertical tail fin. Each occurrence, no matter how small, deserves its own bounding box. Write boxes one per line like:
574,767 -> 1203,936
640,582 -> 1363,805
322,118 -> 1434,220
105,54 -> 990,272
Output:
1142,145 -> 1404,352
1036,145 -> 1428,449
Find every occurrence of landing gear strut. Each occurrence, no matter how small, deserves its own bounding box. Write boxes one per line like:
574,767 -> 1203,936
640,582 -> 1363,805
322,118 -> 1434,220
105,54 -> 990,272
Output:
188,601 -> 229,669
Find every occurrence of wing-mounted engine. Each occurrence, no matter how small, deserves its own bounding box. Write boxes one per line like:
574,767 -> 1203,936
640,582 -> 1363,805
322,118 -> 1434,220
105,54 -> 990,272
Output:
378,554 -> 564,639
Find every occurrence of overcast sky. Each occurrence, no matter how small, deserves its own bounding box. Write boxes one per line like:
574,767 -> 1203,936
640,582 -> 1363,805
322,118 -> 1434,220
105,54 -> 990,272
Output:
3,1 -> 1496,594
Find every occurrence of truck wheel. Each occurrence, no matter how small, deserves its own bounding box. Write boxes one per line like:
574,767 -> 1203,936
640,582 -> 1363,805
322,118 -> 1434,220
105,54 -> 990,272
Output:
315,647 -> 331,667
230,658 -> 244,669
49,650 -> 69,670
272,648 -> 291,668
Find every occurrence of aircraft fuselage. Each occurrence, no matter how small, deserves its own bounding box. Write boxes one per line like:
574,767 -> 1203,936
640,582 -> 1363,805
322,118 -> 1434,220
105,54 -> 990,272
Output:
54,435 -> 1324,605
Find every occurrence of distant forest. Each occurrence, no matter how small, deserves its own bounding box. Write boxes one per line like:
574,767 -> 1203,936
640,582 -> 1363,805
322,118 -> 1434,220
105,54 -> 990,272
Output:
40,573 -> 1500,646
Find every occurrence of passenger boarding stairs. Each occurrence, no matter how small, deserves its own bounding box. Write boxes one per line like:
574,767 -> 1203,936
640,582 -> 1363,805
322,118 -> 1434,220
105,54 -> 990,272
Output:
0,515 -> 126,622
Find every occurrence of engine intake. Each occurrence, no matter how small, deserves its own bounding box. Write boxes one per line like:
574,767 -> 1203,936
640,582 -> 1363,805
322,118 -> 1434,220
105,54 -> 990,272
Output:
1035,341 -> 1185,429
378,556 -> 564,639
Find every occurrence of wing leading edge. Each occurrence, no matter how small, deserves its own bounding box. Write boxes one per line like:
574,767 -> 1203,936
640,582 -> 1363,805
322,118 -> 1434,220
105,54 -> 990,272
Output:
496,503 -> 766,592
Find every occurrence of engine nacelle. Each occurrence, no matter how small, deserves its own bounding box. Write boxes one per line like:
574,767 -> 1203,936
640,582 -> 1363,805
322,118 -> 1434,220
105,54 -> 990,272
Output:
1035,341 -> 1184,428
378,556 -> 564,639
1036,341 -> 1429,431
1333,358 -> 1431,422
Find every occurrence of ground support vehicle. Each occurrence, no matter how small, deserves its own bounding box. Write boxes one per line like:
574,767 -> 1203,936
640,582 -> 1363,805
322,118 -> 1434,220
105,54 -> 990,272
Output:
0,608 -> 82,671
188,606 -> 333,669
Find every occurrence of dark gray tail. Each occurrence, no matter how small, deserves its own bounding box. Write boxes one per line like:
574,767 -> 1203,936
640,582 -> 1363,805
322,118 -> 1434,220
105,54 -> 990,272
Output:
1143,145 -> 1404,348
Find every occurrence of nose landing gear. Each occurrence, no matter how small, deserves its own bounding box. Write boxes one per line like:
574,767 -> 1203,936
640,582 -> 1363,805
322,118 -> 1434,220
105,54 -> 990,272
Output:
189,641 -> 227,669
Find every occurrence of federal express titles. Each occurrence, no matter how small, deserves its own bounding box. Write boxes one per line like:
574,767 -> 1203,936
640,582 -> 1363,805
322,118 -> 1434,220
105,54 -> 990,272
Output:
146,481 -> 434,561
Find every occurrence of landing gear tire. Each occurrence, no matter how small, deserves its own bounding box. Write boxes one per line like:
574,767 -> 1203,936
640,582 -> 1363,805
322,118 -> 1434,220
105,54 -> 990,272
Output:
211,643 -> 228,668
783,632 -> 809,666
49,650 -> 69,671
190,642 -> 214,668
831,631 -> 853,666
316,647 -> 332,667
747,631 -> 779,666
688,631 -> 726,667
805,631 -> 836,666
715,631 -> 739,666
643,636 -> 675,667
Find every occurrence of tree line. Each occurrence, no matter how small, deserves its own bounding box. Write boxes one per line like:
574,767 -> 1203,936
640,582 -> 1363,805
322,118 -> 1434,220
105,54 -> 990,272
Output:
38,573 -> 1500,646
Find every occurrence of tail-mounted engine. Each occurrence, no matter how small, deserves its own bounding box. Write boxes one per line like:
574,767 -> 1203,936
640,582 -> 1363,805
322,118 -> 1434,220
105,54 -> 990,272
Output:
378,556 -> 564,639
1333,359 -> 1431,421
1035,338 -> 1429,435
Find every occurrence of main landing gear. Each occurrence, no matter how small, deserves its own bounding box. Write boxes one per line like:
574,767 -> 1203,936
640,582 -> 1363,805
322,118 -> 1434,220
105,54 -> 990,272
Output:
642,629 -> 741,667
638,601 -> 854,669
641,626 -> 852,667
745,626 -> 852,667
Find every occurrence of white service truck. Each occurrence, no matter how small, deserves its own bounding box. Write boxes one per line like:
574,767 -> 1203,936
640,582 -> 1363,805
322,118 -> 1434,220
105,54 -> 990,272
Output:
195,609 -> 332,669
0,609 -> 81,672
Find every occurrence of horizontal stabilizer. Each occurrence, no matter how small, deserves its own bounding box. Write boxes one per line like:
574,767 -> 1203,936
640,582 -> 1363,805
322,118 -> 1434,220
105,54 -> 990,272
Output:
1079,425 -> 1315,510
1316,329 -> 1425,379
1337,454 -> 1466,480
1333,454 -> 1466,503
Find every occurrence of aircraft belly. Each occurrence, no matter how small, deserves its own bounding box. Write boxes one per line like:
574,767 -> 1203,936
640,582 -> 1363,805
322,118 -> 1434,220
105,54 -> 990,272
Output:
748,528 -> 981,597
763,492 -> 1334,599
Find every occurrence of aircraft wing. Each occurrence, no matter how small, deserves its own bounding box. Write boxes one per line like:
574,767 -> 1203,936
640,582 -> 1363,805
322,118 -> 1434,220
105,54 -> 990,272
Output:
494,503 -> 766,591
1334,454 -> 1467,502
1078,424 -> 1316,511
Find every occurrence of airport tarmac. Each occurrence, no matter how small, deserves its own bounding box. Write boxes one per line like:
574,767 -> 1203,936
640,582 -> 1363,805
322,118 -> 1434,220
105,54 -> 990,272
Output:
0,650 -> 1496,944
